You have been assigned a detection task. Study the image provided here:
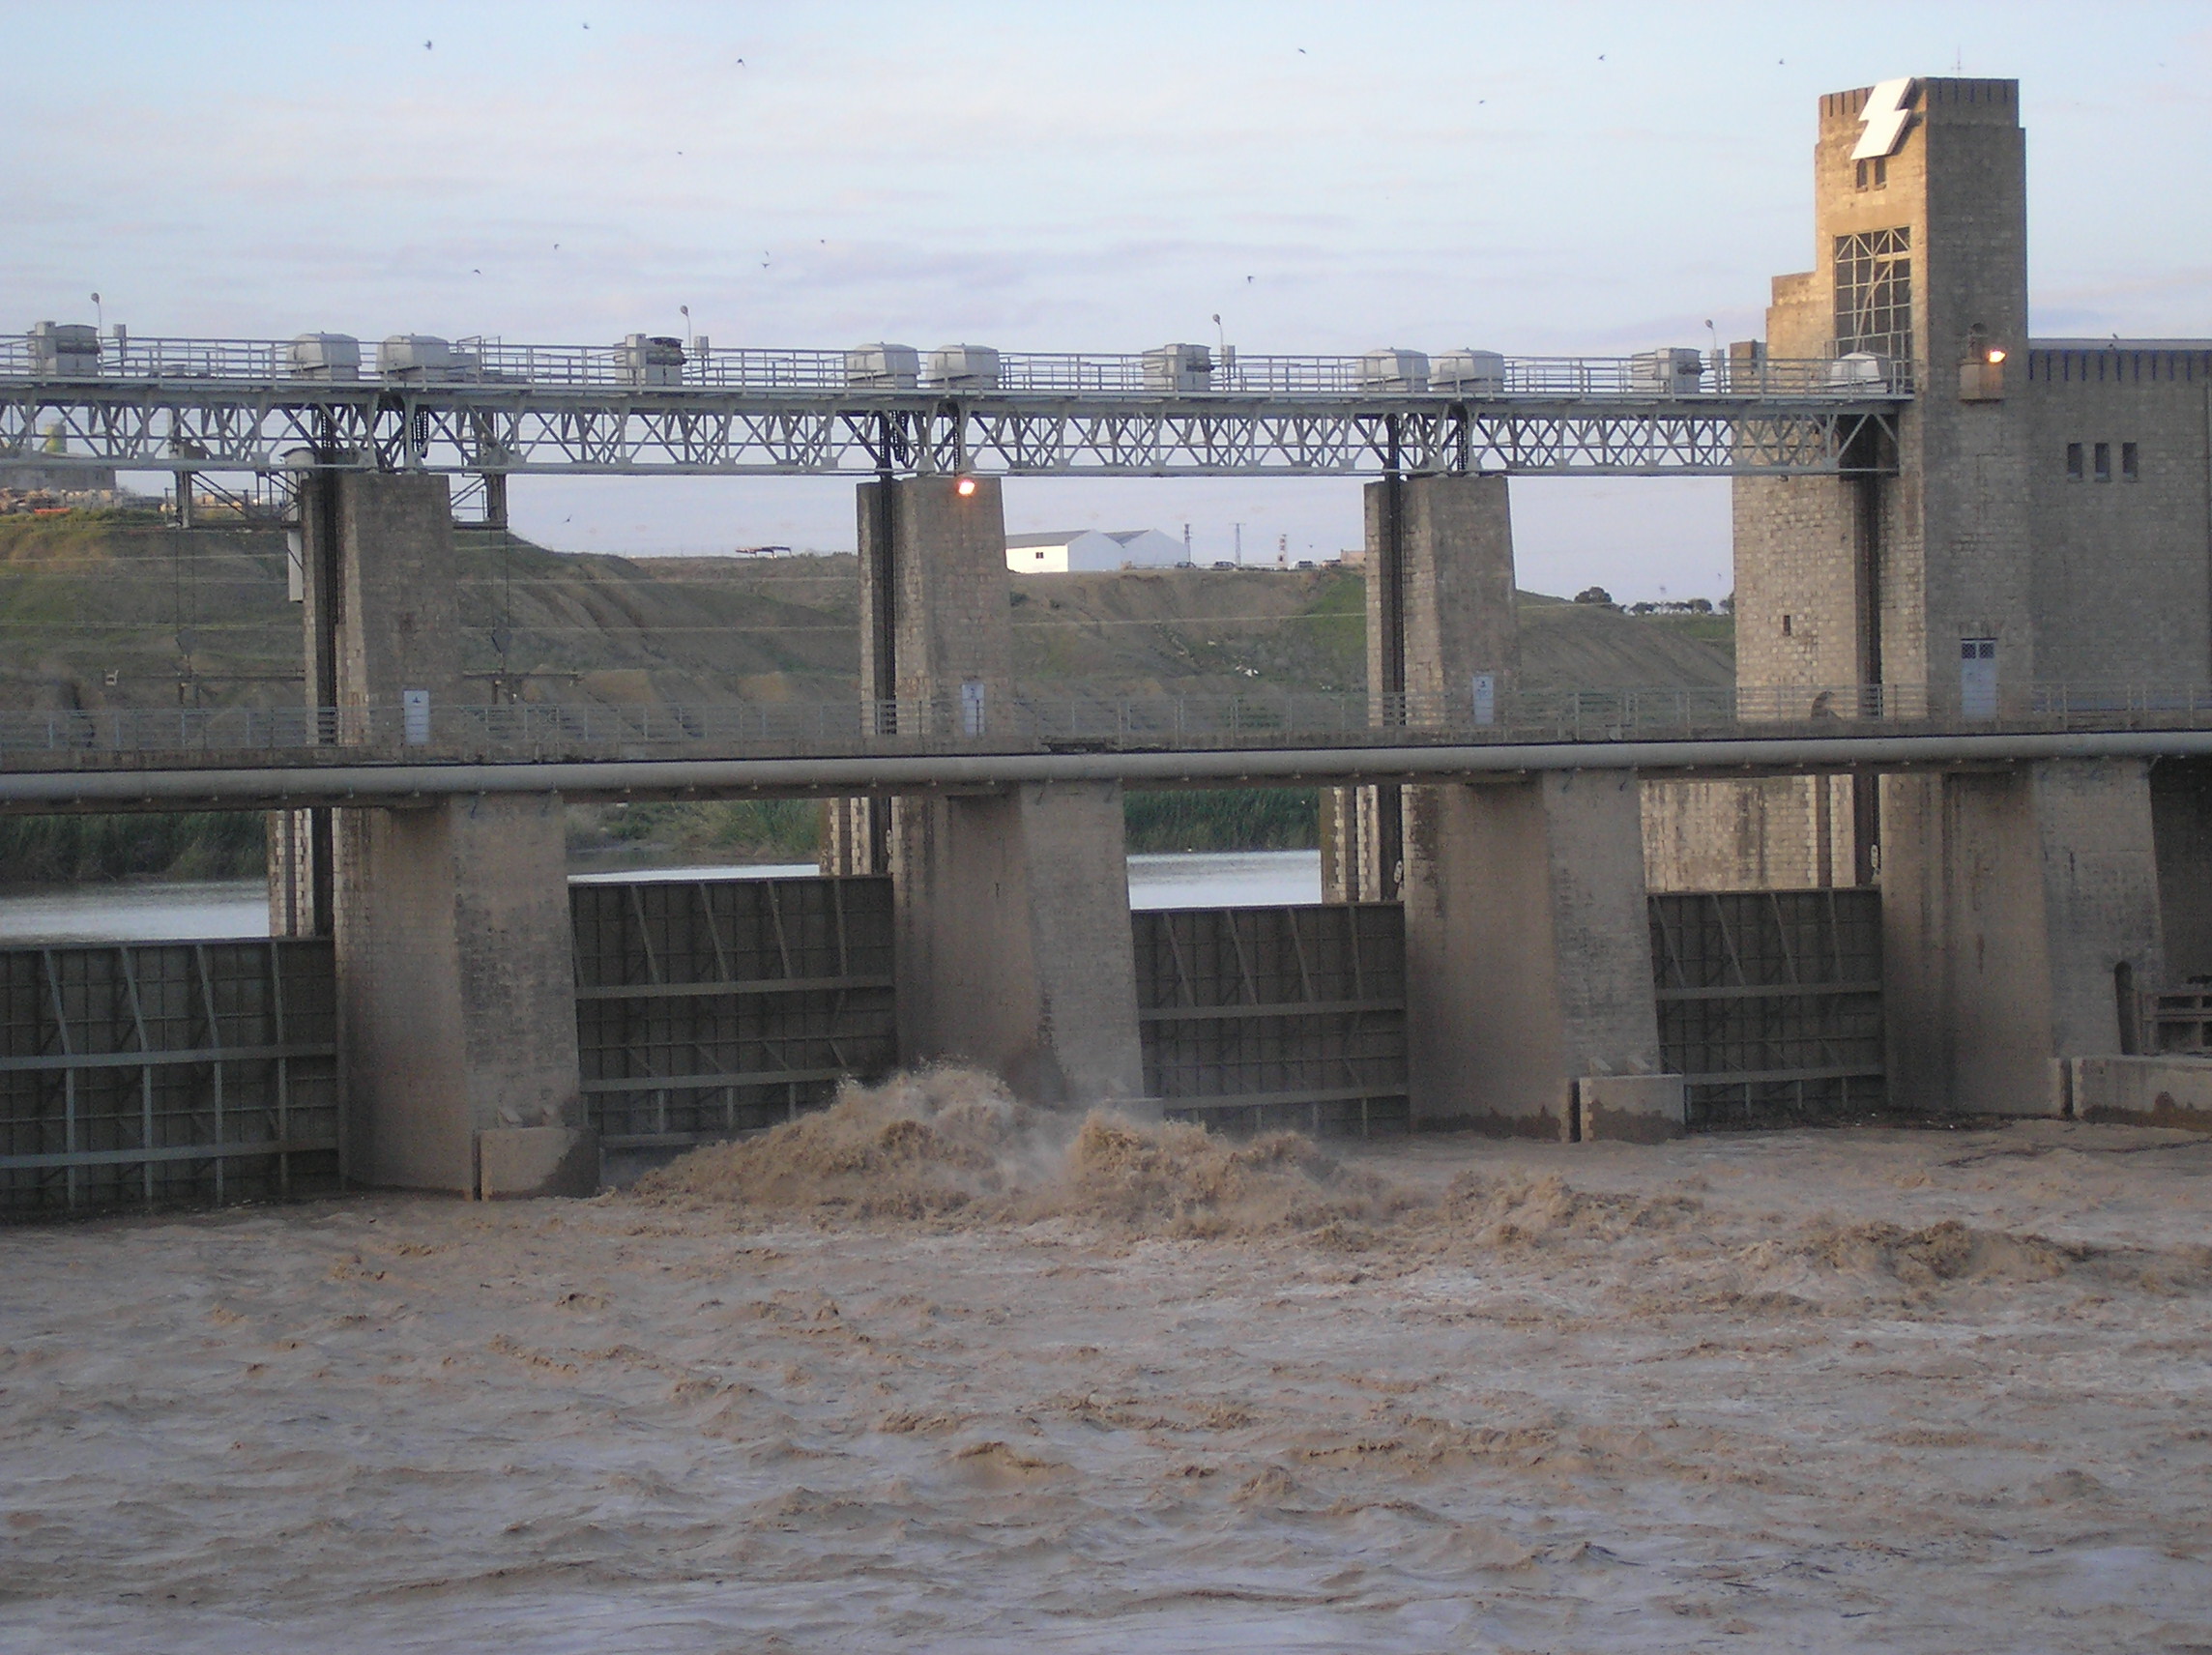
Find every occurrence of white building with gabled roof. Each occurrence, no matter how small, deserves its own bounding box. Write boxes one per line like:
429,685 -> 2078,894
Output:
1004,528 -> 1185,573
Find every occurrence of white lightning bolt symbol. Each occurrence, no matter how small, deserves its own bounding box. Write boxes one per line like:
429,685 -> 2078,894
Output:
1853,77 -> 1915,160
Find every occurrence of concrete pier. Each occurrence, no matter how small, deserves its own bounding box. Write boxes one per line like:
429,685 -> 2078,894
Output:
1406,771 -> 1669,1136
1342,472 -> 1673,1135
291,472 -> 591,1195
1884,758 -> 2165,1114
859,475 -> 1144,1105
336,795 -> 589,1194
1366,471 -> 1520,726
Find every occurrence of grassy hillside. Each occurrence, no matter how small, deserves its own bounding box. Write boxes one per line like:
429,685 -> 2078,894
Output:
0,512 -> 1734,874
0,516 -> 1732,714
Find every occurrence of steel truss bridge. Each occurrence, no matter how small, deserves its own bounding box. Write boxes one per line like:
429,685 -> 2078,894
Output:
0,335 -> 1909,479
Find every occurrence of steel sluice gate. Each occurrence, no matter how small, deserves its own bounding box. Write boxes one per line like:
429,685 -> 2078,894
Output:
1136,903 -> 1411,1137
1650,888 -> 1886,1130
569,875 -> 898,1158
0,879 -> 1887,1216
0,939 -> 340,1215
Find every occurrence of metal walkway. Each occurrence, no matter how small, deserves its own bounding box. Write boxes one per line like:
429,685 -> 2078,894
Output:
2,334 -> 1906,478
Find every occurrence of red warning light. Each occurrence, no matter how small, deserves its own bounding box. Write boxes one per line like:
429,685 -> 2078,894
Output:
955,476 -> 977,498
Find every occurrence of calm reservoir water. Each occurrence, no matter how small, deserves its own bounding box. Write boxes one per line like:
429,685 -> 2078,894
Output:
0,851 -> 1324,944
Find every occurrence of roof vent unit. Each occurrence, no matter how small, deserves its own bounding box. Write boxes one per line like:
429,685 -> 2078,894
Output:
378,334 -> 457,380
617,334 -> 686,387
28,322 -> 101,378
845,342 -> 919,390
925,345 -> 1001,392
1358,348 -> 1430,392
1432,349 -> 1507,394
1629,348 -> 1703,394
1826,350 -> 1889,387
288,334 -> 362,381
1143,343 -> 1213,392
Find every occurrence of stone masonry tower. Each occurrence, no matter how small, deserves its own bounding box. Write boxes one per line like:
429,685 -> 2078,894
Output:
1727,79 -> 2168,1113
1720,77 -> 2034,885
1742,75 -> 2032,701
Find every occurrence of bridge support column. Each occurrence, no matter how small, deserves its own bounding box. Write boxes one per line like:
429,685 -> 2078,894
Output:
896,781 -> 1144,1104
1326,472 -> 1519,903
294,471 -> 590,1194
1883,759 -> 2165,1115
1340,474 -> 1658,1134
337,795 -> 589,1194
1405,770 -> 1671,1137
858,474 -> 1143,1104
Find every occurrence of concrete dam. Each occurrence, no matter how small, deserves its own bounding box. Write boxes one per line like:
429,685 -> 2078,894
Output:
9,74 -> 2212,1213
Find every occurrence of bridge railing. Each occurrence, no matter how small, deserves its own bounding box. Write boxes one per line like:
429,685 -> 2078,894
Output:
0,334 -> 1912,402
13,681 -> 2212,769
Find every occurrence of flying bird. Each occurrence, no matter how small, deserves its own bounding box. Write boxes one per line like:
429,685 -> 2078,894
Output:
424,39 -> 432,48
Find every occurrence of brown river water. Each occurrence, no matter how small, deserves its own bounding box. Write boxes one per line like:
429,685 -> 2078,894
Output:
5,1069 -> 2211,1652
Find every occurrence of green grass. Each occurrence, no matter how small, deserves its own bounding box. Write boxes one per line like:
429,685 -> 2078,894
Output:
1124,789 -> 1317,853
576,798 -> 824,863
1295,569 -> 1368,690
0,812 -> 266,884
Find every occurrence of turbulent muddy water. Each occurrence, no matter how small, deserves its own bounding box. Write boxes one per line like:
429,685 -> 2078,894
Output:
5,1075 -> 2212,1652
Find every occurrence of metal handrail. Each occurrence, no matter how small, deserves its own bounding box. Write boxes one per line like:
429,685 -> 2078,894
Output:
12,681 -> 2212,769
0,334 -> 1914,401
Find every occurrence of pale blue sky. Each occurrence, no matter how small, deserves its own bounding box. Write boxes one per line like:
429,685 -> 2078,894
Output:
7,2 -> 2207,597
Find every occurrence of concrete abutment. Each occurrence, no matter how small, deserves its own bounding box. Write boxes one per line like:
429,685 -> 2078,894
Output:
1882,758 -> 2165,1116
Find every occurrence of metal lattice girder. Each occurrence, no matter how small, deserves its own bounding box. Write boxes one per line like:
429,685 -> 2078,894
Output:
2,384 -> 1903,479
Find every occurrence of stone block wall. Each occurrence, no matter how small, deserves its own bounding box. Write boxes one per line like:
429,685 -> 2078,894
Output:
2024,349 -> 2212,688
1362,473 -> 1518,725
1642,776 -> 1857,891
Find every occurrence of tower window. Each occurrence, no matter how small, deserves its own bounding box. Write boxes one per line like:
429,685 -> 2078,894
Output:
1782,614 -> 1794,637
2122,442 -> 2139,481
2066,442 -> 2083,479
2095,442 -> 2111,481
1834,227 -> 1912,360
1854,156 -> 1889,189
